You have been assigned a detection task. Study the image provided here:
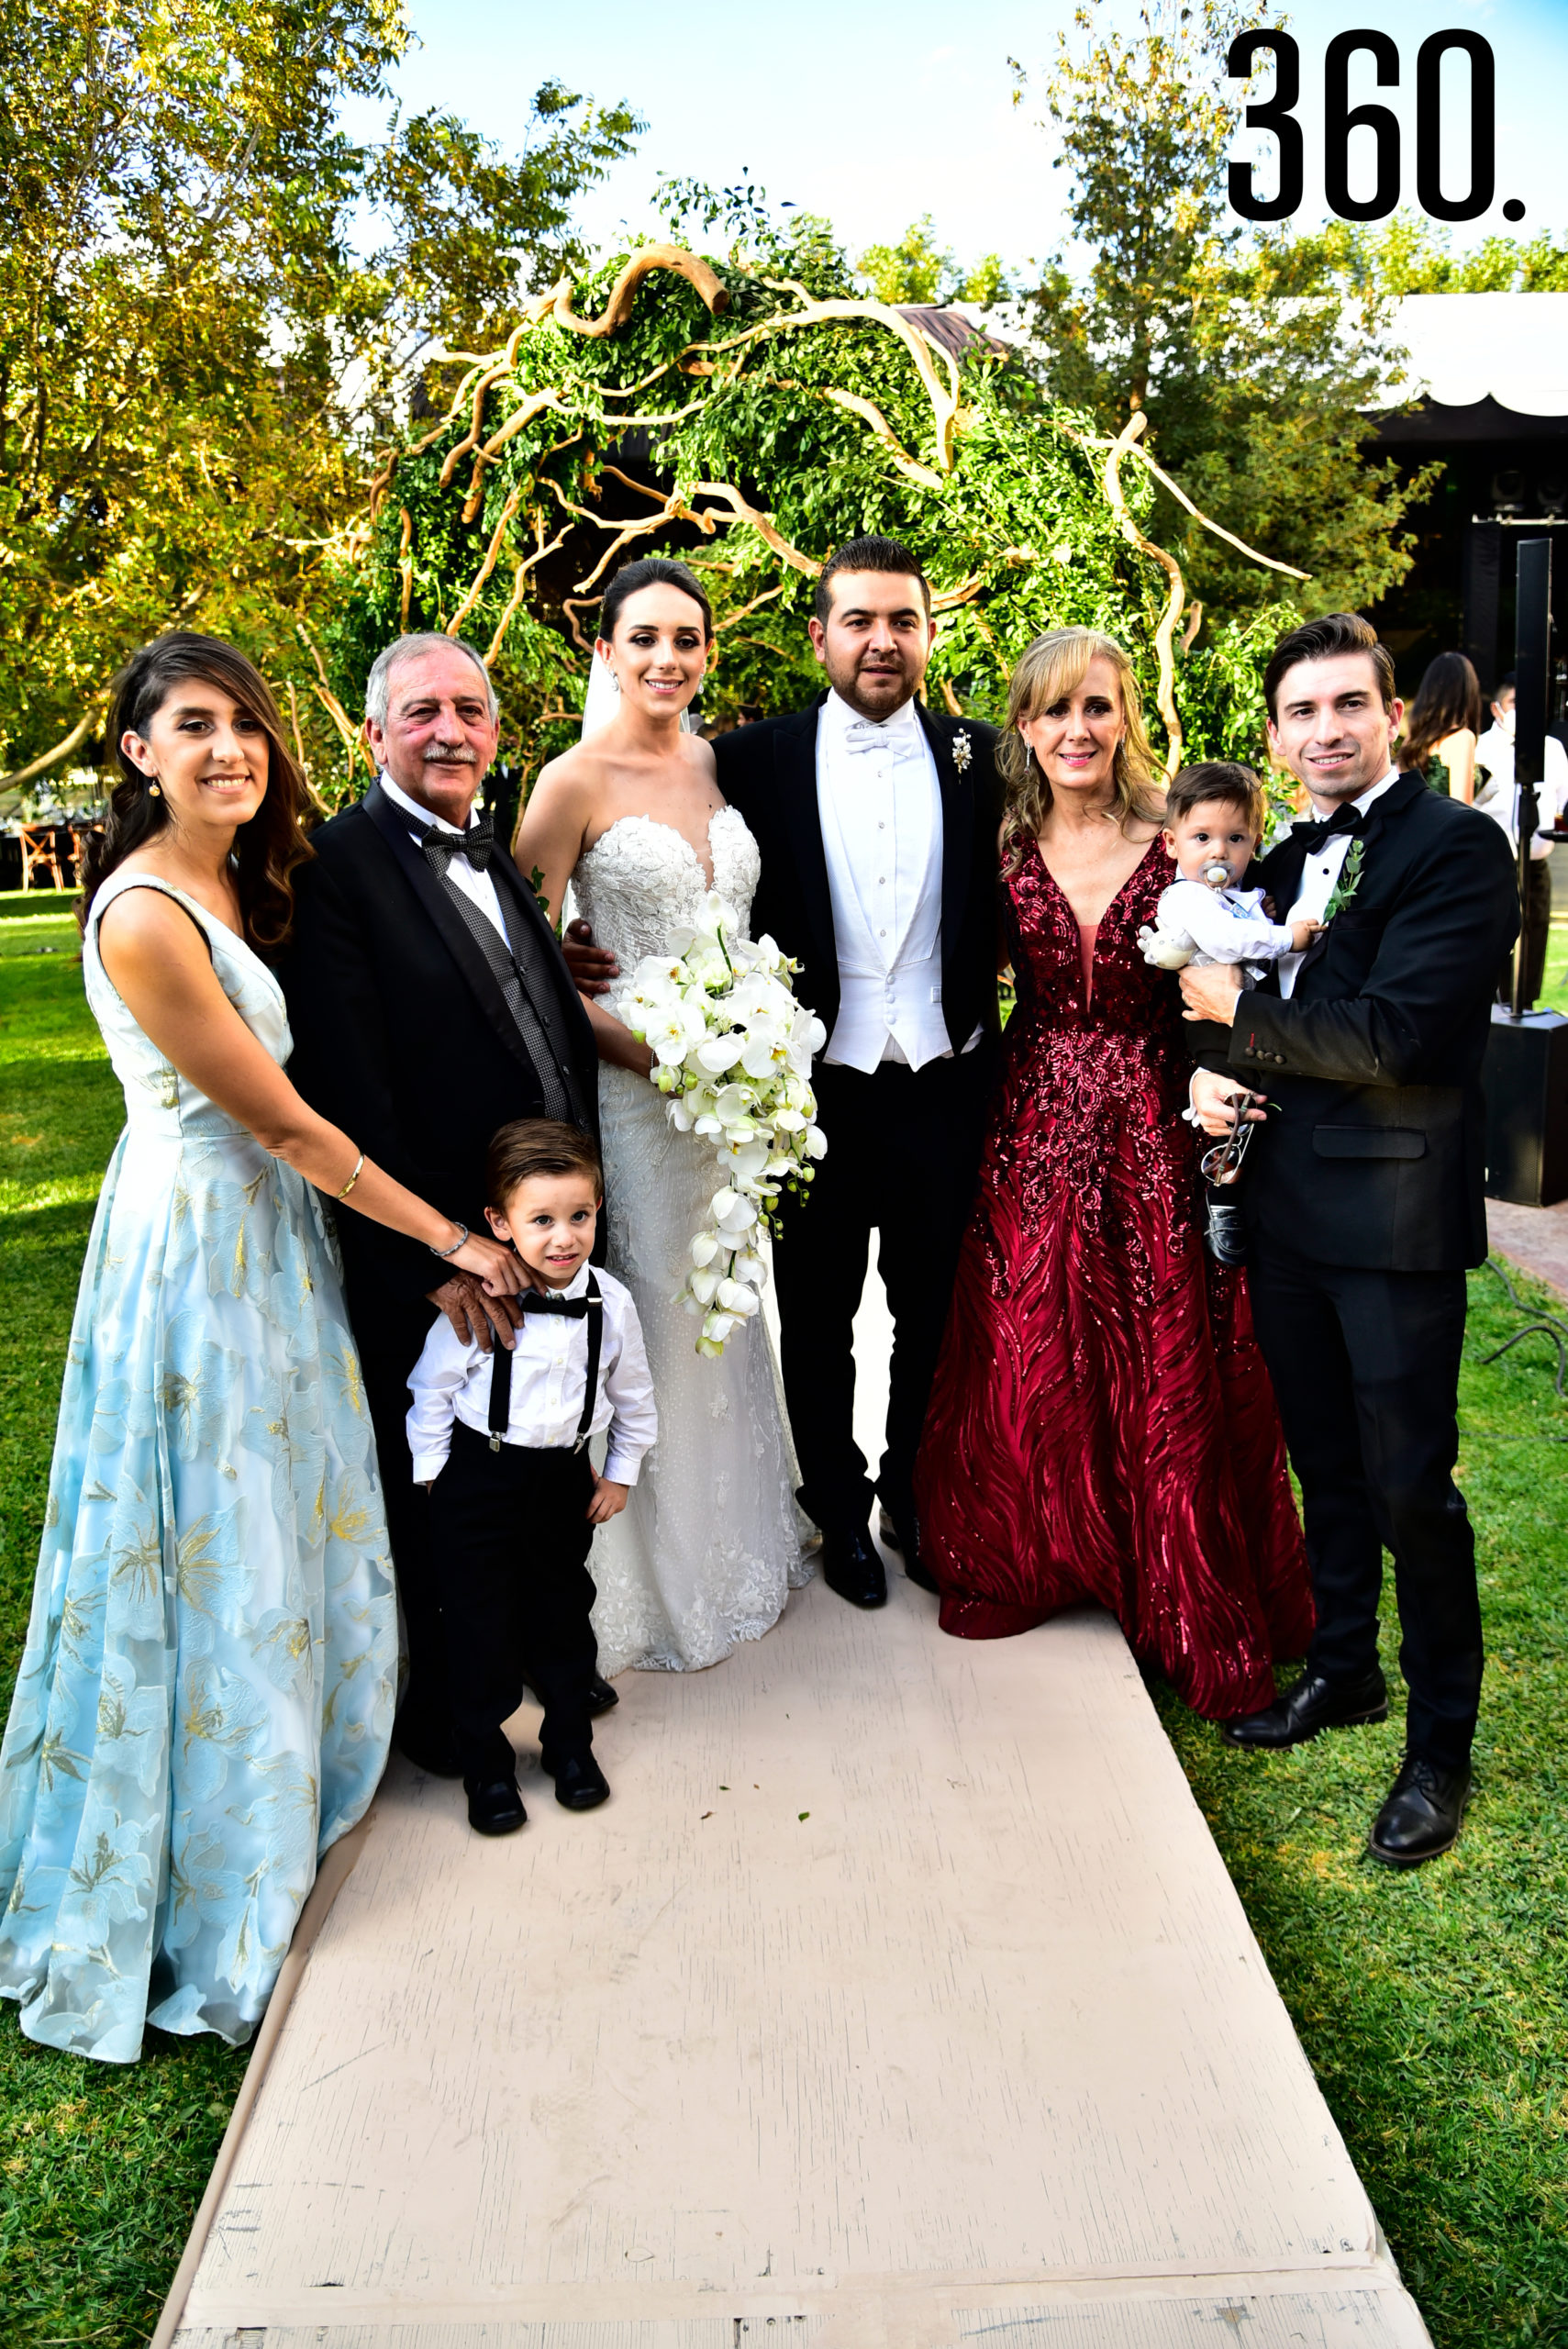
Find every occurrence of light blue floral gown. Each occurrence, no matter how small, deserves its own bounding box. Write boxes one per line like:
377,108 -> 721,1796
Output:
0,873 -> 397,2062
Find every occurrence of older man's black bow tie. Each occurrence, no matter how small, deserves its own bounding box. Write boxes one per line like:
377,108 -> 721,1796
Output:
1294,803 -> 1366,854
518,1288 -> 596,1318
422,813 -> 494,874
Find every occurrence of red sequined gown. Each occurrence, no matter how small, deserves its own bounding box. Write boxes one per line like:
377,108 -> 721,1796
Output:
916,839 -> 1313,1718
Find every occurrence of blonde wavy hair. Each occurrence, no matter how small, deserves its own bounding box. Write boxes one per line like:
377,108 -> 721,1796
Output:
999,628 -> 1164,870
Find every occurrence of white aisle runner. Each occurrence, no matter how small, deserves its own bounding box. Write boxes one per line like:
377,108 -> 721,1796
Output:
171,1274 -> 1429,2348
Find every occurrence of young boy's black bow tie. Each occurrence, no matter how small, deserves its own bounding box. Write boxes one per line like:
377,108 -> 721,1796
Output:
518,1289 -> 594,1319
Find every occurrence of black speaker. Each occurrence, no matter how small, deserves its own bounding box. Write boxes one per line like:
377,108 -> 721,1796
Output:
1484,1008 -> 1568,1206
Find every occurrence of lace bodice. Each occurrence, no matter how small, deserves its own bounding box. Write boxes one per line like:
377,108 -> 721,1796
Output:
572,807 -> 760,975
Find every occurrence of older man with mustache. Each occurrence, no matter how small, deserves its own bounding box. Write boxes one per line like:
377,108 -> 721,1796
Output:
281,632 -> 603,1777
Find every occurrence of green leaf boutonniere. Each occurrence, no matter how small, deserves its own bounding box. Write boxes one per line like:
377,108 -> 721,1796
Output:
529,865 -> 562,940
951,729 -> 973,776
1321,838 -> 1365,925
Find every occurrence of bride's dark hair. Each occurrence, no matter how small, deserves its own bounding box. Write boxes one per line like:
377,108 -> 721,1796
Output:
81,632 -> 315,955
598,557 -> 715,642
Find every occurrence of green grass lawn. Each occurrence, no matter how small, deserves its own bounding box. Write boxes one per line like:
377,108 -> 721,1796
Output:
0,916 -> 1565,2345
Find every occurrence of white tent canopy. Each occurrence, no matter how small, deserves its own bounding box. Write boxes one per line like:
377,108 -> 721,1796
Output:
1389,293 -> 1568,418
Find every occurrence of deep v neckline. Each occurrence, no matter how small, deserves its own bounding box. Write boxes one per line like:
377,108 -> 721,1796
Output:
1031,835 -> 1162,1009
588,807 -> 728,892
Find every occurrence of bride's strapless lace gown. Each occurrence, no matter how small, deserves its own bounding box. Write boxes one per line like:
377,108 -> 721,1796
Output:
573,807 -> 809,1674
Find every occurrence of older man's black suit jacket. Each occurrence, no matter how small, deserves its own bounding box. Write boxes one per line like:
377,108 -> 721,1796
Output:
280,779 -> 599,1309
712,693 -> 1004,1052
1194,771 -> 1518,1272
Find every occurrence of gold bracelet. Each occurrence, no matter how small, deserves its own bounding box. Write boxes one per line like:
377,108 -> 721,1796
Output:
337,1150 -> 364,1200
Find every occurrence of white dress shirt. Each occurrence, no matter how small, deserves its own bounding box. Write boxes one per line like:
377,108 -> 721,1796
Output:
380,772 -> 509,943
815,690 -> 952,1071
406,1263 -> 656,1485
1277,768 -> 1400,999
1473,726 -> 1568,863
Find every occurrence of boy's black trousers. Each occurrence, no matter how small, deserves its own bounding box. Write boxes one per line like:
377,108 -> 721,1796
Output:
429,1422 -> 599,1779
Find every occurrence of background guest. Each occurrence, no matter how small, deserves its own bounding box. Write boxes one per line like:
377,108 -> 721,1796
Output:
1396,651 -> 1482,801
1473,669 -> 1568,1008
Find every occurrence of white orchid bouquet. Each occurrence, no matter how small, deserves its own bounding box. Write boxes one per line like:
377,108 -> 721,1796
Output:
617,891 -> 828,1357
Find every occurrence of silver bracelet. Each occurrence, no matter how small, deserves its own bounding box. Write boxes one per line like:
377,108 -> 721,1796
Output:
429,1221 -> 469,1260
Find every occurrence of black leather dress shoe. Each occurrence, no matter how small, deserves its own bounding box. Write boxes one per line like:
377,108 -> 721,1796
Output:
397,1722 -> 465,1779
465,1775 -> 527,1834
542,1751 -> 611,1809
587,1672 -> 618,1716
821,1526 -> 887,1609
1368,1755 -> 1471,1867
878,1508 -> 939,1595
1222,1666 -> 1388,1749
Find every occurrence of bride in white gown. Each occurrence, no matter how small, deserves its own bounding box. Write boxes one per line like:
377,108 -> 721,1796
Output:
515,558 -> 809,1674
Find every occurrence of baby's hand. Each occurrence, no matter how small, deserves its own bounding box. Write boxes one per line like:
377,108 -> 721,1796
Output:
586,1473 -> 629,1525
1290,918 -> 1324,952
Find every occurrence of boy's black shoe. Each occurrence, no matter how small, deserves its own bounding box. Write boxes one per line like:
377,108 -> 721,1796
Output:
542,1750 -> 611,1810
466,1775 -> 528,1835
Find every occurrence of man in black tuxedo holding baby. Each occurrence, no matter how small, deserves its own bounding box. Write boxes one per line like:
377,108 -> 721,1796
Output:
1183,612 -> 1518,1868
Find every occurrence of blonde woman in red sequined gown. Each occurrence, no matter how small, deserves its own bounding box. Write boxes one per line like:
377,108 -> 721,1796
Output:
915,630 -> 1312,1720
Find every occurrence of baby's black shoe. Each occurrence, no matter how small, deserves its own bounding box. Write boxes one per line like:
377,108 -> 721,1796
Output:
542,1750 -> 610,1810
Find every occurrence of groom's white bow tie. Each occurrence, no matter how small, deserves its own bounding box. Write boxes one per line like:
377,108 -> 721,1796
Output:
842,708 -> 922,759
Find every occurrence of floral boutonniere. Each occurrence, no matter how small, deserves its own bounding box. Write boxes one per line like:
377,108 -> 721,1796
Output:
529,864 -> 563,940
1321,838 -> 1365,924
951,729 -> 973,776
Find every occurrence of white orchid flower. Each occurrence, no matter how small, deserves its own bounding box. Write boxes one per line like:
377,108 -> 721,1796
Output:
716,1276 -> 762,1317
720,1136 -> 771,1183
689,1264 -> 723,1306
695,1030 -> 746,1074
805,1125 -> 828,1159
690,1230 -> 721,1267
712,1188 -> 759,1235
740,1027 -> 791,1082
732,1249 -> 767,1286
646,1000 -> 708,1065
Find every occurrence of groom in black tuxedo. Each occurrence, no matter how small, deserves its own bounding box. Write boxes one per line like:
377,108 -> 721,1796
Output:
572,536 -> 1003,1607
281,633 -> 601,1775
1183,612 -> 1518,1867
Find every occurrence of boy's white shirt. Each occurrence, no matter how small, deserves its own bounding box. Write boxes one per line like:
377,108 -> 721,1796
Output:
406,1261 -> 657,1486
1152,878 -> 1298,967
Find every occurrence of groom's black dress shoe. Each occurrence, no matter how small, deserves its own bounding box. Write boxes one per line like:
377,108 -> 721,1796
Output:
1367,1755 -> 1471,1867
878,1508 -> 940,1595
822,1526 -> 887,1609
586,1672 -> 618,1716
465,1775 -> 528,1835
1222,1666 -> 1389,1749
542,1750 -> 611,1810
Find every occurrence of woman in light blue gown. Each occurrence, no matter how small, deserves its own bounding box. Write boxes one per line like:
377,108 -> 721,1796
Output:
0,634 -> 523,2062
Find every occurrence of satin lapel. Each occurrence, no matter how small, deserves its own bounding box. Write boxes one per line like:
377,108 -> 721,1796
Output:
919,704 -> 972,956
361,780 -> 538,1076
1285,772 -> 1422,984
489,845 -> 600,1070
773,701 -> 836,974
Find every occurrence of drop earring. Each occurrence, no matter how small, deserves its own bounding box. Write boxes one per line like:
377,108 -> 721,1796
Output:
148,781 -> 162,797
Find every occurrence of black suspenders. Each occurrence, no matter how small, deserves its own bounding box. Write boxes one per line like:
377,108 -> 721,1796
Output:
486,1274 -> 603,1453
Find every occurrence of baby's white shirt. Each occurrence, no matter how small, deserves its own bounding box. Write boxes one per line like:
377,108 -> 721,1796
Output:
1154,878 -> 1298,968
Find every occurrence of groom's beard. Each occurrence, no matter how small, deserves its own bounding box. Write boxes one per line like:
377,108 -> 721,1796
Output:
825,648 -> 924,721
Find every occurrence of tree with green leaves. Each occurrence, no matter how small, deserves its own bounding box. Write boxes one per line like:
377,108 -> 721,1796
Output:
332,189 -> 1300,826
856,217 -> 1010,311
0,0 -> 638,795
1010,0 -> 1437,623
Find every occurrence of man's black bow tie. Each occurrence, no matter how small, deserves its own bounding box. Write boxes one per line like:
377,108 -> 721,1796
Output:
519,1287 -> 596,1318
422,812 -> 494,874
1293,803 -> 1366,854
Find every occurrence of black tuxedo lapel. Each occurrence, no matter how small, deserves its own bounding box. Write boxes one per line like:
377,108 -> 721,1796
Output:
771,700 -> 836,977
1273,770 -> 1423,986
361,778 -> 542,1081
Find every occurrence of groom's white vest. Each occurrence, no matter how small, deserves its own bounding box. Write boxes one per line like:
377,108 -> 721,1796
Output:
816,691 -> 951,1074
